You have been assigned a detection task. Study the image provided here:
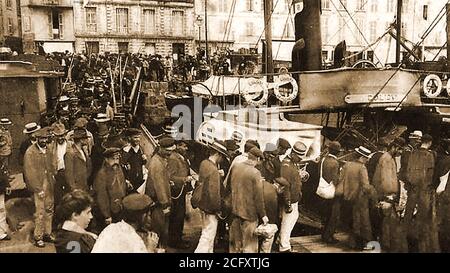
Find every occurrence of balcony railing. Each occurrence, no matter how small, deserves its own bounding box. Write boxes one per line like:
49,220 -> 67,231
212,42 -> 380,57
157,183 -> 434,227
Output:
27,0 -> 72,8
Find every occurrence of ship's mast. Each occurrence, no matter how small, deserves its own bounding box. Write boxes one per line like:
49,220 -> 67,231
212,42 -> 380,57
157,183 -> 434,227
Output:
396,0 -> 402,64
264,0 -> 274,82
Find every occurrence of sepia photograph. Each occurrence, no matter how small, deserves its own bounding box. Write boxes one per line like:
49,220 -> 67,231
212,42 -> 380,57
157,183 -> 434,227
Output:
0,0 -> 449,260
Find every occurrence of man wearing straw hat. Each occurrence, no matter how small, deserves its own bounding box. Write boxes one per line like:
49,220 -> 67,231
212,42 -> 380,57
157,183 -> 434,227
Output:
278,141 -> 307,253
23,127 -> 58,248
340,146 -> 376,250
19,122 -> 41,167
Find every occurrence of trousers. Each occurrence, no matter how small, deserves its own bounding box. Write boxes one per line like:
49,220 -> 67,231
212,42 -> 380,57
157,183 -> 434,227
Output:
33,192 -> 54,240
0,194 -> 8,238
229,216 -> 258,253
194,211 -> 218,253
278,202 -> 299,252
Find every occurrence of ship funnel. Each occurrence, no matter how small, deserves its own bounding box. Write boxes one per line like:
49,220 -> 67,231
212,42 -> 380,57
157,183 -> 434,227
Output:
292,0 -> 322,72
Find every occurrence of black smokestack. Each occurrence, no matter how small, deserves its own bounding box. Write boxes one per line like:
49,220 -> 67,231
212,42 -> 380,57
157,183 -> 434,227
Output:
292,0 -> 322,72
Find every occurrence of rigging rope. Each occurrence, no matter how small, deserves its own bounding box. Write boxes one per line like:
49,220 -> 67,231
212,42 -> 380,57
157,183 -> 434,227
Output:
253,0 -> 282,49
219,0 -> 237,51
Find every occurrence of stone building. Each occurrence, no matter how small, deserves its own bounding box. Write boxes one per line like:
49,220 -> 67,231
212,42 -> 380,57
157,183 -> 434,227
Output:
0,0 -> 21,52
73,0 -> 196,57
20,0 -> 75,53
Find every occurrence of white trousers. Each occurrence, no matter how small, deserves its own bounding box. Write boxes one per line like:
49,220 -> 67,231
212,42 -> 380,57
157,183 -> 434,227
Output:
194,211 -> 218,253
0,194 -> 8,239
279,202 -> 299,252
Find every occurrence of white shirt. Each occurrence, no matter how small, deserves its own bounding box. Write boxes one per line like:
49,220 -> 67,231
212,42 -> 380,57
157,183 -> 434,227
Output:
123,145 -> 140,153
56,141 -> 67,171
91,221 -> 147,253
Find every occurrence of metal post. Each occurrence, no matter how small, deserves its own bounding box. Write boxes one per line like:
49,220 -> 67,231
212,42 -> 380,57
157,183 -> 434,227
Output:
264,0 -> 274,82
447,3 -> 450,70
396,0 -> 402,64
205,0 -> 209,62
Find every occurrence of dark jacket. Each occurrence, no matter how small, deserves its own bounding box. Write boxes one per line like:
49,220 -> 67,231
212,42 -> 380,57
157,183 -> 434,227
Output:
280,157 -> 302,204
64,143 -> 92,192
196,159 -> 221,214
94,162 -> 127,219
230,160 -> 266,222
167,151 -> 192,197
406,147 -> 436,190
146,153 -> 171,209
321,154 -> 340,184
0,163 -> 9,194
122,145 -> 146,190
55,230 -> 96,253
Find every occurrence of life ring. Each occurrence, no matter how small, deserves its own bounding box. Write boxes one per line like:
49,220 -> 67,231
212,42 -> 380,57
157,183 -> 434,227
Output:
446,79 -> 450,96
423,74 -> 442,98
273,74 -> 299,104
243,78 -> 269,106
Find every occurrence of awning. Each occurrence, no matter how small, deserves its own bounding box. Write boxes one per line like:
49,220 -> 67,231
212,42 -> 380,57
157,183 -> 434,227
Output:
42,42 -> 74,53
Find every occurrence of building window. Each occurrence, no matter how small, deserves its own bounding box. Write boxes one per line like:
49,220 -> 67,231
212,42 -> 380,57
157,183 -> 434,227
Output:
116,8 -> 129,33
118,42 -> 129,54
172,10 -> 184,36
143,9 -> 156,34
370,0 -> 378,12
245,21 -> 254,37
86,7 -> 97,33
322,0 -> 330,10
49,10 -> 63,39
7,18 -> 13,35
48,12 -> 53,38
369,21 -> 377,42
423,5 -> 428,20
339,0 -> 347,10
85,41 -> 99,55
356,0 -> 365,11
6,0 -> 12,9
247,0 -> 254,11
387,0 -> 395,13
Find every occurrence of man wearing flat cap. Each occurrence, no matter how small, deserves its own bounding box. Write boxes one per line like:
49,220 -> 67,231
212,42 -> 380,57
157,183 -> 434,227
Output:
92,193 -> 159,253
122,128 -> 147,193
229,146 -> 269,253
167,133 -> 193,248
94,147 -> 127,228
23,127 -> 58,248
67,117 -> 94,156
274,138 -> 292,179
404,134 -> 440,252
64,129 -> 92,193
145,136 -> 175,251
278,141 -> 306,252
321,141 -> 343,244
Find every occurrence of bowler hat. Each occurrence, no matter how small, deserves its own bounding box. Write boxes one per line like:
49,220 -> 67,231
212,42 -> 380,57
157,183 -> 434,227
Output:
264,143 -> 278,154
355,146 -> 372,158
209,140 -> 228,157
23,122 -> 41,134
122,194 -> 155,211
0,118 -> 12,126
292,141 -> 307,156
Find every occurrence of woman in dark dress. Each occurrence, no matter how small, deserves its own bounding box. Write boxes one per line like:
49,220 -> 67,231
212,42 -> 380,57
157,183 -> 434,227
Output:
55,190 -> 98,253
